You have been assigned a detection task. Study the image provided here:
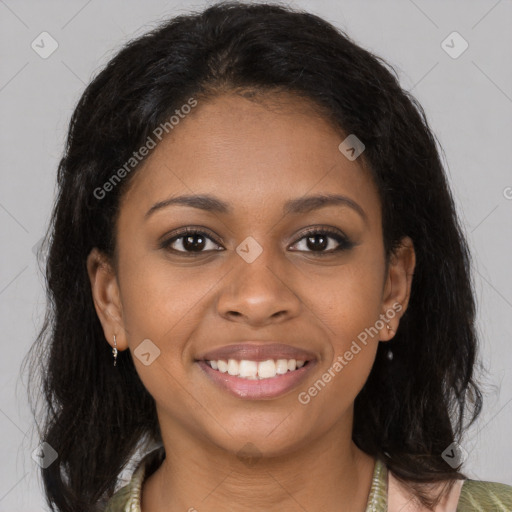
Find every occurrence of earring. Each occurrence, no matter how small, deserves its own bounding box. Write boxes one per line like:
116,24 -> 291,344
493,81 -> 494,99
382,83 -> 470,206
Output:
112,334 -> 118,367
385,320 -> 394,361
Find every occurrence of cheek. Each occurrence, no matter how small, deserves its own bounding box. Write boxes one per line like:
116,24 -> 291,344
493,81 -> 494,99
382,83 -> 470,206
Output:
302,268 -> 384,419
315,252 -> 386,344
118,250 -> 183,336
117,250 -> 223,366
115,253 -> 203,407
118,255 -> 173,340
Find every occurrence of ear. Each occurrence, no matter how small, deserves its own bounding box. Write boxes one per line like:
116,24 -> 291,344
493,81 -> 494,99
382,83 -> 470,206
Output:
379,236 -> 416,342
86,247 -> 127,351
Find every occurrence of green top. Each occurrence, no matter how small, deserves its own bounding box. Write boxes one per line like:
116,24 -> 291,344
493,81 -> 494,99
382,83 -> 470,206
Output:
104,447 -> 512,511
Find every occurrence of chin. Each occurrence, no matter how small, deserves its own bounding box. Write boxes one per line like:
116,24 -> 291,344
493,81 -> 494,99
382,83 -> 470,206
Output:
208,420 -> 311,460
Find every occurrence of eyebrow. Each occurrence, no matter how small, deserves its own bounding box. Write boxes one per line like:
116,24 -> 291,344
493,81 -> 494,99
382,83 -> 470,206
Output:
145,193 -> 368,223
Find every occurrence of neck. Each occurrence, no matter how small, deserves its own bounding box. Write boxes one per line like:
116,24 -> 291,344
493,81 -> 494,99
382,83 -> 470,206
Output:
142,420 -> 376,512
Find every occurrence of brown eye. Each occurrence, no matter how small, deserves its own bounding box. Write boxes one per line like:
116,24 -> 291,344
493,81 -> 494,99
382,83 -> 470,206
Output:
160,229 -> 223,254
289,228 -> 354,254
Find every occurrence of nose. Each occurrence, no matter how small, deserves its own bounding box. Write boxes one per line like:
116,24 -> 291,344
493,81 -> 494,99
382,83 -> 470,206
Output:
216,249 -> 302,327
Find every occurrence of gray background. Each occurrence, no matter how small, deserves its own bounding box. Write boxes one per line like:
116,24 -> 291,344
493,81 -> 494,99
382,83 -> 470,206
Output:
1,0 -> 511,509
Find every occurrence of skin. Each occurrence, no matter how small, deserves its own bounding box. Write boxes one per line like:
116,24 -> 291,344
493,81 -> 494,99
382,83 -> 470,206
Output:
87,92 -> 415,511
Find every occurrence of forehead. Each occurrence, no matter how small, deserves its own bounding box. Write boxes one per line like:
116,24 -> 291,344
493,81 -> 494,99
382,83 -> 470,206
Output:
120,92 -> 381,224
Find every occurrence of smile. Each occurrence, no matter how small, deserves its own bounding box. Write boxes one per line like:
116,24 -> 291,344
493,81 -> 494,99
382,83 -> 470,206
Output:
197,358 -> 316,399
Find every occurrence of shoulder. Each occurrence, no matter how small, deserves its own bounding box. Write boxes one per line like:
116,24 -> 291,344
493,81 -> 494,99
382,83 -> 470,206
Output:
387,464 -> 512,512
104,482 -> 132,512
103,446 -> 166,512
458,478 -> 512,511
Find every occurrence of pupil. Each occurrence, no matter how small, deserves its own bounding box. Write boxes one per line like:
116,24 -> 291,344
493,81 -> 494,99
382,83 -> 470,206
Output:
184,234 -> 205,251
307,234 -> 327,251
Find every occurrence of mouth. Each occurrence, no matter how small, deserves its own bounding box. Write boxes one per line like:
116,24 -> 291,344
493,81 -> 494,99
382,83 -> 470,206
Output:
196,357 -> 316,399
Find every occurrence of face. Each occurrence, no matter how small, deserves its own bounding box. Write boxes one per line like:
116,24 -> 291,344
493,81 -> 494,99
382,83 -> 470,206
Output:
88,92 -> 414,458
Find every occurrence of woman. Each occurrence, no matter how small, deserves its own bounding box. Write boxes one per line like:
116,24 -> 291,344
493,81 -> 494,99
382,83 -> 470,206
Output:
25,2 -> 512,511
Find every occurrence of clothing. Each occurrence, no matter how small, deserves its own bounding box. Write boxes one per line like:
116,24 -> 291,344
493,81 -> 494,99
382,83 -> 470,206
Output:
104,446 -> 512,511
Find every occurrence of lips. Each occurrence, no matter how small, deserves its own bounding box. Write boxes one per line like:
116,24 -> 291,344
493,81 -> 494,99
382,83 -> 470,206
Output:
196,342 -> 317,363
197,359 -> 317,399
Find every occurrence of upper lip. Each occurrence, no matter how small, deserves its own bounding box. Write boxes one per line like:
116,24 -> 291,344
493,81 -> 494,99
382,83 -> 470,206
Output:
196,343 -> 317,362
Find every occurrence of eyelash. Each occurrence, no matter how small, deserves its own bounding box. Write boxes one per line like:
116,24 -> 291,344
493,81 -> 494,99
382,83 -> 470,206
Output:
159,226 -> 354,256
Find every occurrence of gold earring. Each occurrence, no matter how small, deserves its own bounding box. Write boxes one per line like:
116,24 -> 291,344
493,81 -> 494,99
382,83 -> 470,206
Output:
113,334 -> 118,366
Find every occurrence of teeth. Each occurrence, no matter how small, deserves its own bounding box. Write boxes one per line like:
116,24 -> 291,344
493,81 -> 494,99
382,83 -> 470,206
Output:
217,360 -> 228,373
227,359 -> 239,376
206,358 -> 307,379
258,359 -> 276,378
238,360 -> 258,378
277,359 -> 291,374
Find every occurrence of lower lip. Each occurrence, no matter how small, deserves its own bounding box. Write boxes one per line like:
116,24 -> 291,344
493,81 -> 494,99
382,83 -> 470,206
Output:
197,360 -> 316,400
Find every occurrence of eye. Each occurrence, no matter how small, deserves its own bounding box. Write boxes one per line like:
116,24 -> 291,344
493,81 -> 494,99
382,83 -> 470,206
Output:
160,226 -> 354,256
160,228 -> 223,254
289,227 -> 354,255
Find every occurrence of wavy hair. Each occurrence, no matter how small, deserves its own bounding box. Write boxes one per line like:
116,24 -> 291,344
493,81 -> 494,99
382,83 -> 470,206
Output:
23,2 -> 483,510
